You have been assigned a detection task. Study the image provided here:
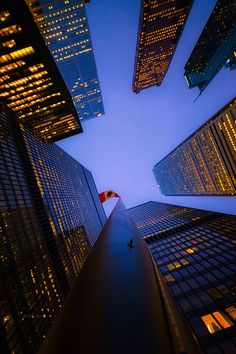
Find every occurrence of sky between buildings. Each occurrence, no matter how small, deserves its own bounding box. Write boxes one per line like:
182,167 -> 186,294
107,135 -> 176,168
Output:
57,0 -> 236,217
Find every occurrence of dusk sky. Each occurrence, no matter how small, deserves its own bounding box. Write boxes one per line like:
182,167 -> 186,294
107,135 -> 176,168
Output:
57,0 -> 236,217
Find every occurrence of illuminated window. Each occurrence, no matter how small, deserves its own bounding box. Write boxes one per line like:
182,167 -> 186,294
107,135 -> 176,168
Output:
0,11 -> 10,22
201,314 -> 222,333
165,274 -> 175,282
0,54 -> 11,63
0,61 -> 25,73
10,46 -> 35,59
180,259 -> 189,265
226,306 -> 236,320
185,248 -> 198,254
201,312 -> 233,334
0,24 -> 22,36
212,311 -> 233,329
167,263 -> 175,271
173,261 -> 181,268
2,39 -> 16,48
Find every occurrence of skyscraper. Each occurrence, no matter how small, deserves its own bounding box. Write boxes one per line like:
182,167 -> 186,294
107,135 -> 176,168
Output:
0,100 -> 106,353
128,201 -> 236,353
0,0 -> 82,142
26,0 -> 104,121
153,98 -> 236,196
184,0 -> 236,93
132,0 -> 193,93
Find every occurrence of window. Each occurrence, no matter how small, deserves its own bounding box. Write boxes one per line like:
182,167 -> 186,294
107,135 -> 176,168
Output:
201,311 -> 233,334
167,263 -> 175,271
201,314 -> 222,334
213,311 -> 233,329
225,306 -> 236,320
165,274 -> 175,282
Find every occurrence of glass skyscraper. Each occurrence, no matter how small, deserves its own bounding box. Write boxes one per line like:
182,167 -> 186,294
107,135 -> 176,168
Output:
132,0 -> 193,93
26,0 -> 104,121
184,0 -> 236,93
128,201 -> 236,354
153,97 -> 236,196
0,0 -> 82,142
0,100 -> 106,353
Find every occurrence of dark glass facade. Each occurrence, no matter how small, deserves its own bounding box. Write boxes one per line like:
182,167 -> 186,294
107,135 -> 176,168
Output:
23,131 -> 106,291
0,101 -> 106,353
128,201 -> 236,353
184,0 -> 236,93
132,0 -> 193,93
153,97 -> 236,196
0,0 -> 82,142
26,0 -> 104,121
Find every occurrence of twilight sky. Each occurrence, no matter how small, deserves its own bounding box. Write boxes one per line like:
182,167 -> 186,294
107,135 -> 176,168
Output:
57,0 -> 236,217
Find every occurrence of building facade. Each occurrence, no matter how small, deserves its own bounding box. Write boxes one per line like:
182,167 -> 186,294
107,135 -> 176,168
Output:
0,0 -> 83,142
184,0 -> 236,93
26,0 -> 104,121
132,0 -> 193,93
153,98 -> 236,196
0,101 -> 106,353
128,201 -> 236,354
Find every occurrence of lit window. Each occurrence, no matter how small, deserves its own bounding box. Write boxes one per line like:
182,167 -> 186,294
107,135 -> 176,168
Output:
0,54 -> 11,63
201,314 -> 222,333
201,312 -> 233,334
10,46 -> 35,59
0,11 -> 10,22
180,259 -> 189,265
226,306 -> 236,320
185,248 -> 198,254
165,274 -> 175,282
2,39 -> 16,48
0,24 -> 22,36
167,263 -> 175,271
213,311 -> 233,329
173,261 -> 181,268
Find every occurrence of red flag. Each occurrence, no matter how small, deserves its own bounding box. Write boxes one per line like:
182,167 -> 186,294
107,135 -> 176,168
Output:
99,190 -> 120,203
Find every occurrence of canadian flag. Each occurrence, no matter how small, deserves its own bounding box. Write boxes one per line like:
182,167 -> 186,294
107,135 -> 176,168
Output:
99,190 -> 120,203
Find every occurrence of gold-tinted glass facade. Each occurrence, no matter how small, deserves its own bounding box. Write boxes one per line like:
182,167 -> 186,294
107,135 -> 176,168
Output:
0,0 -> 82,142
132,0 -> 192,93
154,98 -> 236,196
128,201 -> 236,353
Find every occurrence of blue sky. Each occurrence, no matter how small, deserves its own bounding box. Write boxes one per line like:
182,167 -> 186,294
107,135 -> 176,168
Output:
58,0 -> 236,216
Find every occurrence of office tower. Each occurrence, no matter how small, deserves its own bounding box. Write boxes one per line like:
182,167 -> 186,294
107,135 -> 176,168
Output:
0,101 -> 106,353
128,201 -> 236,353
184,0 -> 236,93
26,0 -> 104,121
132,0 -> 193,93
153,98 -> 236,196
0,0 -> 82,142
